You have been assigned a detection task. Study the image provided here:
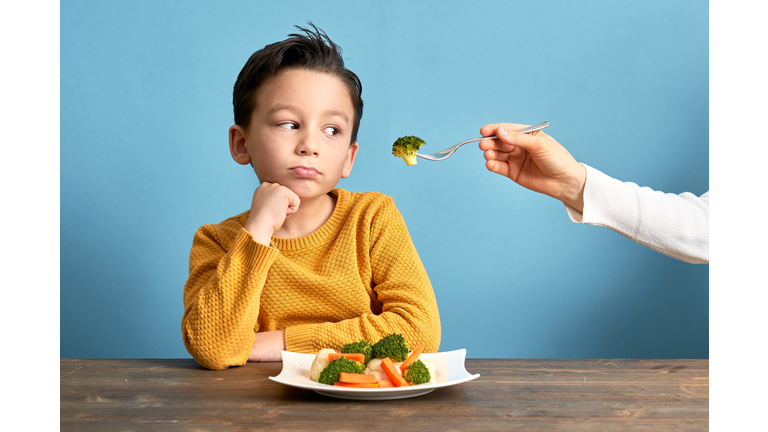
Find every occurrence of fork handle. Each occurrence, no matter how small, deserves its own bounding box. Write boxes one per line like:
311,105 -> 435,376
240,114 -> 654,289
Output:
515,121 -> 550,134
464,121 -> 551,145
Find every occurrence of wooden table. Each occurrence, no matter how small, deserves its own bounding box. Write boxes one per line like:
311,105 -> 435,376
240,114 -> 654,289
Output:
61,358 -> 708,431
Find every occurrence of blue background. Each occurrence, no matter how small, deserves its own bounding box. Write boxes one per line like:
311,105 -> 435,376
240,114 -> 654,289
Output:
61,0 -> 708,359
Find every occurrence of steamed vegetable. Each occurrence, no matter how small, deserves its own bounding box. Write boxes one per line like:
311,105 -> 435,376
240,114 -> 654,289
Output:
339,372 -> 377,384
309,348 -> 336,382
380,357 -> 409,387
333,382 -> 379,388
400,345 -> 424,373
341,340 -> 373,365
317,357 -> 366,385
403,359 -> 431,385
372,333 -> 410,362
309,334 -> 436,386
328,352 -> 366,364
392,135 -> 426,166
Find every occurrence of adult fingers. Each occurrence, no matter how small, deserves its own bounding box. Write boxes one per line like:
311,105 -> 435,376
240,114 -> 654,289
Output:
479,122 -> 546,152
479,122 -> 529,137
483,147 -> 513,163
485,159 -> 510,177
479,137 -> 512,153
496,126 -> 548,154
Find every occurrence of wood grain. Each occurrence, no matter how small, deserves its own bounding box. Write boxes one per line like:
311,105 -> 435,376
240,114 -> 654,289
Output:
61,358 -> 708,431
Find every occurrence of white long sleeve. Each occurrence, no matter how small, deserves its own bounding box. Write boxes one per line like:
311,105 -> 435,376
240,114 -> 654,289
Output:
564,164 -> 709,264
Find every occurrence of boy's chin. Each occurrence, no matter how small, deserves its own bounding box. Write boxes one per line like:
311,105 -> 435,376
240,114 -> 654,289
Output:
286,184 -> 338,201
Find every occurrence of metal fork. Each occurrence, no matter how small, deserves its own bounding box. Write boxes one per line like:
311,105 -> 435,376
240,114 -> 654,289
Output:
416,121 -> 551,161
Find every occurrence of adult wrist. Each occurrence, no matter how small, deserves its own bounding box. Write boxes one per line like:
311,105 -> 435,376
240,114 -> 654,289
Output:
559,163 -> 586,213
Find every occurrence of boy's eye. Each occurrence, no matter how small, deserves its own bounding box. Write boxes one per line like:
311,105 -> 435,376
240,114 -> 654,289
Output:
278,122 -> 297,130
323,126 -> 340,136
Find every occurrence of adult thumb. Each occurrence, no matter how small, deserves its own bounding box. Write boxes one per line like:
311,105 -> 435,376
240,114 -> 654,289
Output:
498,127 -> 543,152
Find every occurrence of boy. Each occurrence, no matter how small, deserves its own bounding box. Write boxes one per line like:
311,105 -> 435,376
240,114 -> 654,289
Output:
182,24 -> 441,370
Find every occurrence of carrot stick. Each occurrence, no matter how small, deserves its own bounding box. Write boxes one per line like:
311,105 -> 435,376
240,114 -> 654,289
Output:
377,379 -> 395,388
339,372 -> 377,384
333,382 -> 379,388
381,357 -> 409,387
399,345 -> 424,373
328,352 -> 365,364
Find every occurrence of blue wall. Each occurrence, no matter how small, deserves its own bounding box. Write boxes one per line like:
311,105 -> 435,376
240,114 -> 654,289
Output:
61,0 -> 708,359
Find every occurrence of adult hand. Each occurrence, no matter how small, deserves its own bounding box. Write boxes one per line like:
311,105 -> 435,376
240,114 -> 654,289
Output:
244,182 -> 300,245
479,123 -> 587,212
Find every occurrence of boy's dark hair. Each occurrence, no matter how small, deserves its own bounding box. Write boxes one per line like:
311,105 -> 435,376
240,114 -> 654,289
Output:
233,23 -> 364,145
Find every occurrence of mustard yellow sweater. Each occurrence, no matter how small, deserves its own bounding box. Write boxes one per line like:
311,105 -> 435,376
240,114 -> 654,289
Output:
182,188 -> 441,370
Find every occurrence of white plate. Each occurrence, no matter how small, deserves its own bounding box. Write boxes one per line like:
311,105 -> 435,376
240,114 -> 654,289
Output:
269,348 -> 480,400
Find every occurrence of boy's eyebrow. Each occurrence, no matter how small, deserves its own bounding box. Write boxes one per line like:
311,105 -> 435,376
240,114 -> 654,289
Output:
323,109 -> 350,124
268,104 -> 350,124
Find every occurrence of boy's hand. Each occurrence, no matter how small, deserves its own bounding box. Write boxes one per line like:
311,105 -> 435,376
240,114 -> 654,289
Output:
479,123 -> 587,212
244,182 -> 300,245
248,330 -> 286,362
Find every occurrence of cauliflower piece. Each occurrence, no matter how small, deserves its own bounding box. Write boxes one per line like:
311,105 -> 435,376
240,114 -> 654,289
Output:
365,358 -> 389,381
365,357 -> 407,382
309,348 -> 336,382
366,357 -> 383,371
364,358 -> 386,381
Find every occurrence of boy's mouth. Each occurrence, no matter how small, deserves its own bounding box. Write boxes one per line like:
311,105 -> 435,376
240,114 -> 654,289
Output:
289,166 -> 320,178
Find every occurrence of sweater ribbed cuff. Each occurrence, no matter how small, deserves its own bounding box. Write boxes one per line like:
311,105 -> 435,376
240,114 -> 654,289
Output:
284,324 -> 317,353
564,202 -> 583,223
230,229 -> 279,274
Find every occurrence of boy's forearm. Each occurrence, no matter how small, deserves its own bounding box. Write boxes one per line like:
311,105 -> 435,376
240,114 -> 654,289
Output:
367,198 -> 441,352
183,228 -> 279,369
248,330 -> 286,362
244,221 -> 273,246
279,197 -> 441,354
283,303 -> 441,355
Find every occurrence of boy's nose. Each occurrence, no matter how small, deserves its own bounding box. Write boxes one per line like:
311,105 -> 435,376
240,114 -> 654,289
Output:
296,132 -> 320,156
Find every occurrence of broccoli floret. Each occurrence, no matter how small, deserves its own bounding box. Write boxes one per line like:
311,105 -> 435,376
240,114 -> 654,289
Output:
403,359 -> 431,385
372,333 -> 410,362
317,357 -> 366,385
341,340 -> 373,365
392,135 -> 426,166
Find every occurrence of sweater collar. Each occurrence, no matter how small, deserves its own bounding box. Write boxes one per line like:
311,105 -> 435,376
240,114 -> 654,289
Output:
270,188 -> 349,251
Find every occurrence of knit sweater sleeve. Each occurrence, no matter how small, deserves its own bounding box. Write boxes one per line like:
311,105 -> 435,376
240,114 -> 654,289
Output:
367,198 -> 442,351
563,164 -> 709,264
182,224 -> 279,370
284,196 -> 442,353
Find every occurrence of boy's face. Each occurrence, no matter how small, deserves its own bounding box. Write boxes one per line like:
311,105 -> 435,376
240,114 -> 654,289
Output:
232,68 -> 359,200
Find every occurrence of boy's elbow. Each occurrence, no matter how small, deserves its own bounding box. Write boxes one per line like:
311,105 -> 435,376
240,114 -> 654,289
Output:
188,348 -> 247,371
196,358 -> 229,371
409,315 -> 441,353
182,327 -> 248,370
422,331 -> 441,353
419,307 -> 441,353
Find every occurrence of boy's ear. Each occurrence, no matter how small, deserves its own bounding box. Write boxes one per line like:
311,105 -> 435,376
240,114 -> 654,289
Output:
341,142 -> 359,178
229,125 -> 252,165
